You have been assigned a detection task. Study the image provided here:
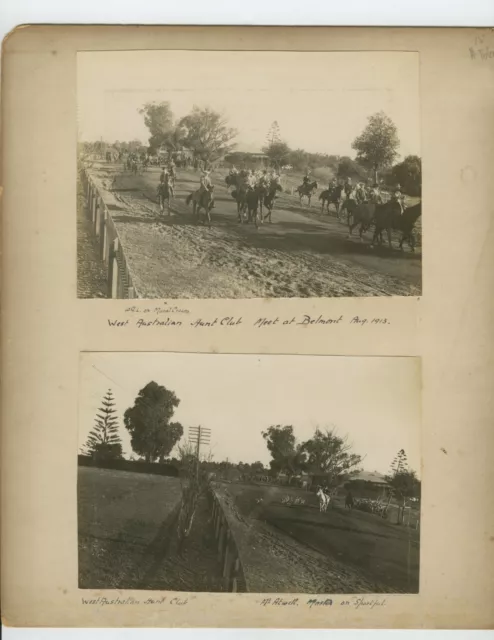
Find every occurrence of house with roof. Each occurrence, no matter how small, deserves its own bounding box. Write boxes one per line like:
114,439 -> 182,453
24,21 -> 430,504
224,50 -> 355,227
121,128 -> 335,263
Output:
342,470 -> 390,499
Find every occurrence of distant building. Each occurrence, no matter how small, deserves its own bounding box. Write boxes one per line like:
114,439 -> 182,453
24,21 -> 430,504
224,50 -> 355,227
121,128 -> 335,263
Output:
342,470 -> 390,499
225,151 -> 269,168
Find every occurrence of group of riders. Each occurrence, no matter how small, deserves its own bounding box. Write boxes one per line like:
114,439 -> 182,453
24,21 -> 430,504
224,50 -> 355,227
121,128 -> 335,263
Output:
154,156 -> 406,225
307,169 -> 407,217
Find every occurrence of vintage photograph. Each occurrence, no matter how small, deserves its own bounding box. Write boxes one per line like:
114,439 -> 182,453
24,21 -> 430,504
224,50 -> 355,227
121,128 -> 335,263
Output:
77,50 -> 422,299
78,352 -> 421,594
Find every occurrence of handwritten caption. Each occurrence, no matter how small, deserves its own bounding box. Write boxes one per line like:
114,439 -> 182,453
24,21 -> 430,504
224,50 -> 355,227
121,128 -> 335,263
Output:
259,596 -> 387,610
80,595 -> 387,610
108,307 -> 391,330
81,596 -> 187,607
469,33 -> 494,61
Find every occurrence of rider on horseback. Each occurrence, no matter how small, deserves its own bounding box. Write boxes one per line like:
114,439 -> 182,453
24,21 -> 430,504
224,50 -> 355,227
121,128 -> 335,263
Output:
391,183 -> 405,214
246,169 -> 256,189
302,168 -> 312,189
157,173 -> 173,213
355,182 -> 367,205
344,177 -> 353,198
199,169 -> 215,209
259,169 -> 270,188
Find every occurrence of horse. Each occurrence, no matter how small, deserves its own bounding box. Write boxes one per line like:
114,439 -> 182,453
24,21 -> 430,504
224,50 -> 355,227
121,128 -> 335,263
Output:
316,487 -> 330,512
157,180 -> 174,216
319,185 -> 344,216
186,186 -> 214,227
346,201 -> 377,241
372,200 -> 416,249
245,187 -> 262,228
168,166 -> 177,186
231,185 -> 250,222
262,182 -> 282,223
296,180 -> 318,207
225,174 -> 239,189
398,203 -> 422,251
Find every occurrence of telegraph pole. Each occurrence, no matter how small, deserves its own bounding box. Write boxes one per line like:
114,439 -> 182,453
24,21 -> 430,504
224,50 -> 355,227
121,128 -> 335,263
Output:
188,426 -> 211,482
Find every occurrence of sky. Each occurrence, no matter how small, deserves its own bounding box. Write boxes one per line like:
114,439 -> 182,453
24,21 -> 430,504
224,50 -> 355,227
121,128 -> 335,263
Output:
77,50 -> 420,159
79,353 -> 421,476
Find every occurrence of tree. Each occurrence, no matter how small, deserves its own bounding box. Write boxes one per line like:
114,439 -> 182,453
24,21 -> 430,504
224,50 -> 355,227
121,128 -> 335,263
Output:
337,156 -> 368,181
299,428 -> 362,485
262,141 -> 291,171
124,381 -> 184,463
179,106 -> 237,164
138,102 -> 176,152
390,155 -> 422,196
266,121 -> 281,146
352,111 -> 400,183
385,449 -> 421,522
82,389 -> 123,461
262,425 -> 301,476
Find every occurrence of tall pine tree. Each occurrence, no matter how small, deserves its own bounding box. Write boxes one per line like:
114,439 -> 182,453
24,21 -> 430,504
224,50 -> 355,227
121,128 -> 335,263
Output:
82,389 -> 123,461
266,121 -> 281,146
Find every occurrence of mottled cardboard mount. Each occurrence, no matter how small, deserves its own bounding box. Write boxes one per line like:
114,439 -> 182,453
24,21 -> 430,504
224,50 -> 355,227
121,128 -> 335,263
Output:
1,25 -> 494,629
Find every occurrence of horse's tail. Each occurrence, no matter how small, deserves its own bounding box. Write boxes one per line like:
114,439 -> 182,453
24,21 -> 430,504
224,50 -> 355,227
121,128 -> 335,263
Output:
186,193 -> 193,206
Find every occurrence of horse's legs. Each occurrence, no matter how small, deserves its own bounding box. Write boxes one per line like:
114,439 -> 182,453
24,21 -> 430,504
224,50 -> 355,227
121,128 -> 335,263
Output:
371,226 -> 379,246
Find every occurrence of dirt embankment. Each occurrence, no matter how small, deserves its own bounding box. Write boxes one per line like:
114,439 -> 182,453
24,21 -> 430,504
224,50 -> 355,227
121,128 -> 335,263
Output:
78,468 -> 225,591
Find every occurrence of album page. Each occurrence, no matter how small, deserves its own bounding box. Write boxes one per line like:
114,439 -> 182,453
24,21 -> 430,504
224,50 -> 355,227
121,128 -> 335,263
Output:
1,26 -> 493,629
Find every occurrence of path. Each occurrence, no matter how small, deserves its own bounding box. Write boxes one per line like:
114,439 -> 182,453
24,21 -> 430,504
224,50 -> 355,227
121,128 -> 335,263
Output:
85,163 -> 421,298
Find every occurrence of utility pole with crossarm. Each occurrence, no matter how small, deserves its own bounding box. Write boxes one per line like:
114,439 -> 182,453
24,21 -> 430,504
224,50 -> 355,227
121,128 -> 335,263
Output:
188,426 -> 211,481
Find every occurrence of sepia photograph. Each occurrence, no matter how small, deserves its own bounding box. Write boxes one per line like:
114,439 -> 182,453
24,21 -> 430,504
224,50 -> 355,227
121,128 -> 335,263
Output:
77,50 -> 422,299
78,352 -> 421,594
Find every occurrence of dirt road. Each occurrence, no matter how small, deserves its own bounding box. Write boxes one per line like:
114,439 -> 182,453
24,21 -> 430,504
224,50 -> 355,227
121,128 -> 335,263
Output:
93,163 -> 421,298
214,482 -> 416,593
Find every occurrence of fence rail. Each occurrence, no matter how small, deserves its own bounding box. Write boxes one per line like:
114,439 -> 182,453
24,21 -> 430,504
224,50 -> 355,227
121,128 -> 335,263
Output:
209,486 -> 246,593
80,167 -> 138,299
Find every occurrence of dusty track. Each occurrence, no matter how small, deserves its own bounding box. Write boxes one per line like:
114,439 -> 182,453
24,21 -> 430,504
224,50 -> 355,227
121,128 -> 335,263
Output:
93,164 -> 421,298
216,482 -> 418,593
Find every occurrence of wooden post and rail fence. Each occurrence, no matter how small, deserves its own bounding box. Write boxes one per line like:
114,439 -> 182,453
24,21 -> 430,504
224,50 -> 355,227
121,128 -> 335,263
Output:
80,166 -> 138,299
209,486 -> 246,593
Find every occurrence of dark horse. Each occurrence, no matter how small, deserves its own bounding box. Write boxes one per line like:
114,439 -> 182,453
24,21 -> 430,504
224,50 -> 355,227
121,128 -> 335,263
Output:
231,186 -> 248,221
319,184 -> 344,216
262,182 -> 282,223
245,188 -> 262,228
295,180 -> 318,206
373,201 -> 422,250
186,187 -> 215,227
157,179 -> 174,216
346,201 -> 377,241
225,174 -> 239,189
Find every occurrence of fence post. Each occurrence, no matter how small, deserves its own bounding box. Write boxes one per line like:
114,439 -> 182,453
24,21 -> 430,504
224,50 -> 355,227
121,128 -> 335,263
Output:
108,238 -> 119,299
95,198 -> 102,236
231,557 -> 240,593
223,533 -> 231,590
215,508 -> 221,538
218,519 -> 225,560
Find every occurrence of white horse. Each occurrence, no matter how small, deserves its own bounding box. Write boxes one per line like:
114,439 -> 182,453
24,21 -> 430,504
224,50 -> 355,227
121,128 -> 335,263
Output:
317,487 -> 330,512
